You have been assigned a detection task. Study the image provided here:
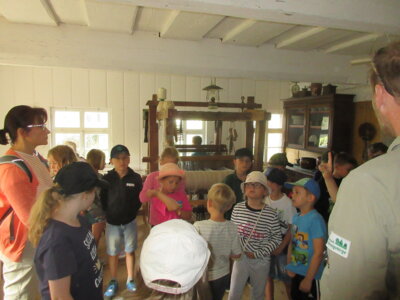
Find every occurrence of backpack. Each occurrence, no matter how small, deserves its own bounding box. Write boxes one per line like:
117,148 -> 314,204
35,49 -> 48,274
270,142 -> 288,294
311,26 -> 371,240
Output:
0,154 -> 47,241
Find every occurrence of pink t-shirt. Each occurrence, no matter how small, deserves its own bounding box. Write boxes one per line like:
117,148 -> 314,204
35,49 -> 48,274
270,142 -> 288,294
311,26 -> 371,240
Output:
139,171 -> 190,225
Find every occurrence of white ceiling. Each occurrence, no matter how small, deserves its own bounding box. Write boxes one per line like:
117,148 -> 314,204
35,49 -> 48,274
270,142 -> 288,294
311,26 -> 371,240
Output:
0,0 -> 397,57
0,0 -> 399,83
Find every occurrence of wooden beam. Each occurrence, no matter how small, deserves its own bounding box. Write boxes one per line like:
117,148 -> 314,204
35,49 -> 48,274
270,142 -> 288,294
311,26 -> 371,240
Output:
253,120 -> 266,171
222,19 -> 257,43
146,100 -> 262,109
325,33 -> 381,53
148,94 -> 159,172
167,110 -> 269,121
245,121 -> 254,150
143,155 -> 235,162
160,10 -> 180,37
276,27 -> 326,48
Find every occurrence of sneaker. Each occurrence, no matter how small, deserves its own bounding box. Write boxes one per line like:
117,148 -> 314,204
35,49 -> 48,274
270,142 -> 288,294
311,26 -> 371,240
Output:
126,280 -> 137,292
104,279 -> 118,298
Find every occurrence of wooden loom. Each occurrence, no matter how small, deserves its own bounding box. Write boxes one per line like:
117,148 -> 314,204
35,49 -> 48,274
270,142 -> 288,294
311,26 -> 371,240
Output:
142,94 -> 271,173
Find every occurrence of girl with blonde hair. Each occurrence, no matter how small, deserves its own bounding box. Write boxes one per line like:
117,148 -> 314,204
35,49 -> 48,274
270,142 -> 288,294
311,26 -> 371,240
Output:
29,162 -> 107,300
47,144 -> 77,177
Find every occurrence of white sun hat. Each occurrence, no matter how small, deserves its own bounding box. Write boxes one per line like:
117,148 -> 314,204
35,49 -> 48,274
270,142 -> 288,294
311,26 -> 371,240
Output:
140,219 -> 210,294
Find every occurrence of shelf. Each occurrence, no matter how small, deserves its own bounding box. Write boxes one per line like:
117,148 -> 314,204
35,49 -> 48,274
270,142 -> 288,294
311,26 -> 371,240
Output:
310,111 -> 329,114
288,125 -> 304,128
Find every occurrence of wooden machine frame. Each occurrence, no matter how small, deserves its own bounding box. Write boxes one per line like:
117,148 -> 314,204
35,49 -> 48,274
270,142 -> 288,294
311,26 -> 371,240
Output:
142,94 -> 271,172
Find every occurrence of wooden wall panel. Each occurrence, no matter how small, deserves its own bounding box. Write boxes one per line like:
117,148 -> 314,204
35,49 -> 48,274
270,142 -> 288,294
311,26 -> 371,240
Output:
171,75 -> 186,101
14,67 -> 34,105
53,68 -> 72,107
242,79 -> 256,98
185,76 -> 201,102
155,74 -> 171,98
89,70 -> 107,108
71,69 -> 89,108
351,101 -> 382,164
33,68 -> 53,108
228,78 -> 242,102
106,71 -> 124,146
0,66 -> 16,121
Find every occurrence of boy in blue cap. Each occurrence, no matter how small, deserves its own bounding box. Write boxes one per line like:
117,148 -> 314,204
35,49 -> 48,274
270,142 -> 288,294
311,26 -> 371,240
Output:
284,178 -> 327,300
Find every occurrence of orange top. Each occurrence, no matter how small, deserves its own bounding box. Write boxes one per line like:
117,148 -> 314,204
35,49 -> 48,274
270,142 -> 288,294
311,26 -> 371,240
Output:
0,149 -> 40,262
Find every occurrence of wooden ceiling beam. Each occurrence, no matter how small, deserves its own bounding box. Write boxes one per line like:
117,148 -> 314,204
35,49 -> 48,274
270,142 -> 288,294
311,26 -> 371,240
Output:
276,26 -> 326,49
222,19 -> 257,43
325,33 -> 382,53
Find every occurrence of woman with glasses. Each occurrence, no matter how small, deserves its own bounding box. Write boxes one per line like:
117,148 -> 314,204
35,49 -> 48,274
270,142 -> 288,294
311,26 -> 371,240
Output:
0,105 -> 53,300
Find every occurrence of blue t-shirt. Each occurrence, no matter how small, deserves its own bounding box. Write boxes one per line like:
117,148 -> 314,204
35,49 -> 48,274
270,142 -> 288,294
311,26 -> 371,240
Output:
286,209 -> 327,280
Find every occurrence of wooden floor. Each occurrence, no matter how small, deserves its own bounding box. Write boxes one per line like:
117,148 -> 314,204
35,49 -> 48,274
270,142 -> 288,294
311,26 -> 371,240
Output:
0,216 -> 289,300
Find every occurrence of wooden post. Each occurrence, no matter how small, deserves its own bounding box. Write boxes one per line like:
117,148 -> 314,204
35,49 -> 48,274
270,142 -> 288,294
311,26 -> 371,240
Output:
253,120 -> 266,171
148,94 -> 159,172
214,120 -> 223,146
246,121 -> 254,150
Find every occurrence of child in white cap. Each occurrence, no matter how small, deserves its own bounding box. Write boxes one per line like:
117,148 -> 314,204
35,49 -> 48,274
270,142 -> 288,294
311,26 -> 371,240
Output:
228,171 -> 281,300
140,219 -> 211,299
145,163 -> 192,225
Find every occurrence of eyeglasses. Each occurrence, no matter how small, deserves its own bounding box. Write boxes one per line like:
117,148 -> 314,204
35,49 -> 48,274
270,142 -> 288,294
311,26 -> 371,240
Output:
245,182 -> 264,189
26,124 -> 47,131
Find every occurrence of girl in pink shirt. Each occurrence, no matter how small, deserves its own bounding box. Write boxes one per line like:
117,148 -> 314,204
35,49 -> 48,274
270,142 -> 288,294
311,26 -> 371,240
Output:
143,163 -> 191,225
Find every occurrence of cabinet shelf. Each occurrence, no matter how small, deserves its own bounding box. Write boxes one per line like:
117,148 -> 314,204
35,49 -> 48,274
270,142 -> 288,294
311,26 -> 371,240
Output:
283,94 -> 355,155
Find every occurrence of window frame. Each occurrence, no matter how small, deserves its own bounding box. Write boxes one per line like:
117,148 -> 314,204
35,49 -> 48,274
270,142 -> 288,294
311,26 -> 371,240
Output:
265,112 -> 284,163
50,107 -> 111,159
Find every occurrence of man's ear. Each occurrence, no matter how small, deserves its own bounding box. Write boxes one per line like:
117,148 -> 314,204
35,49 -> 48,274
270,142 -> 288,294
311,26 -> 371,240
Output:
374,84 -> 388,112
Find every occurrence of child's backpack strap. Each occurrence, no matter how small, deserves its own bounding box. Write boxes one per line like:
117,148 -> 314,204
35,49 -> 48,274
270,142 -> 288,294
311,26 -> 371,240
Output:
0,155 -> 34,241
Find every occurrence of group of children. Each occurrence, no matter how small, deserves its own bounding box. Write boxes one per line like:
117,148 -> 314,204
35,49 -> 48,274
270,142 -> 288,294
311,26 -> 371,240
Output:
28,142 -> 328,300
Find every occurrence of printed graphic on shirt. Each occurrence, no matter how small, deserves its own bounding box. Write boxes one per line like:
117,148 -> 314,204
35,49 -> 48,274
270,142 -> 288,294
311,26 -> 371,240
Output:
83,231 -> 103,288
237,222 -> 266,240
290,227 -> 310,266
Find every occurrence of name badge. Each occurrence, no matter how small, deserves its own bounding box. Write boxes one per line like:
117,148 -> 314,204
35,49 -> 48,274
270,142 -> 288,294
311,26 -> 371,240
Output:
126,183 -> 135,187
326,231 -> 351,258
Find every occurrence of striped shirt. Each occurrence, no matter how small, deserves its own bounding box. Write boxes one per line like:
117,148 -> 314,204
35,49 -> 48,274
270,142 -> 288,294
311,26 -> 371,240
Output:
231,201 -> 281,259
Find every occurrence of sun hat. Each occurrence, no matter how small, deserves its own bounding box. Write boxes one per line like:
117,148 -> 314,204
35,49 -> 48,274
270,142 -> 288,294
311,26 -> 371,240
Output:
140,219 -> 210,294
54,162 -> 108,196
266,168 -> 287,186
240,171 -> 268,193
284,178 -> 320,200
158,163 -> 185,180
110,144 -> 130,158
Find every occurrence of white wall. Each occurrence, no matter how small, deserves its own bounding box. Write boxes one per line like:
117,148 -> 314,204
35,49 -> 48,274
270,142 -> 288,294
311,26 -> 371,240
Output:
0,65 -> 291,170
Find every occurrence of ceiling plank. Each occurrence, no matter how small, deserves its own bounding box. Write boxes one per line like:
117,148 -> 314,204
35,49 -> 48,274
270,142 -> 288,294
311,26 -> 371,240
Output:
0,0 -> 58,26
160,11 -> 224,40
325,33 -> 382,53
85,0 -> 138,33
222,19 -> 257,43
276,26 -> 326,48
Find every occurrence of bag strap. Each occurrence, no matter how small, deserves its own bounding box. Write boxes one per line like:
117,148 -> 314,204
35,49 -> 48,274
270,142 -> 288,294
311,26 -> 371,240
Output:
243,204 -> 265,250
0,155 -> 33,182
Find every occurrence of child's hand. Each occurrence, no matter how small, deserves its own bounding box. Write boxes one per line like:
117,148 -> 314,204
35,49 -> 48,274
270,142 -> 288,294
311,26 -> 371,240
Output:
244,252 -> 255,259
271,247 -> 282,256
299,277 -> 312,293
287,270 -> 296,278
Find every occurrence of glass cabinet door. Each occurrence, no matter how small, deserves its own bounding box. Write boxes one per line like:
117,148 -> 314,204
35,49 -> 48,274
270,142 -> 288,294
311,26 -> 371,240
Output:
286,108 -> 305,147
307,105 -> 330,149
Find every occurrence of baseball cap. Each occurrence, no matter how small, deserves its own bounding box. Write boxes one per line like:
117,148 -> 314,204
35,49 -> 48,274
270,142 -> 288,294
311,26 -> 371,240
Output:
158,163 -> 185,180
266,168 -> 287,186
240,171 -> 268,193
54,162 -> 108,196
140,219 -> 210,294
284,178 -> 320,200
110,144 -> 130,159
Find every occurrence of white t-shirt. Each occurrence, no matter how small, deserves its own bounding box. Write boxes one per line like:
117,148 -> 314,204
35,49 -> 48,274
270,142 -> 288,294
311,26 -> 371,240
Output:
193,219 -> 242,281
266,194 -> 296,235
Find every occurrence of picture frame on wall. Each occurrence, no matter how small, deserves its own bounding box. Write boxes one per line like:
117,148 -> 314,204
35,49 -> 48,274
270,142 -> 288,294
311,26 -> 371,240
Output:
319,134 -> 328,148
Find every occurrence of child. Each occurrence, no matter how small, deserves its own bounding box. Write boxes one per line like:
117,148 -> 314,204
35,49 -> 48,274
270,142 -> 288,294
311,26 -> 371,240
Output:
316,151 -> 357,222
29,162 -> 107,300
284,178 -> 327,300
194,183 -> 242,300
100,144 -> 143,298
140,147 -> 186,226
228,171 -> 281,300
85,149 -> 107,245
47,144 -> 77,177
145,163 -> 192,224
223,148 -> 253,220
265,168 -> 297,300
141,219 -> 211,300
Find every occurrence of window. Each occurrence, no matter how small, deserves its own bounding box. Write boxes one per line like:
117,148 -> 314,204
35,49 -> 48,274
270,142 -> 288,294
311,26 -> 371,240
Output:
175,120 -> 206,146
51,108 -> 111,160
265,113 -> 284,162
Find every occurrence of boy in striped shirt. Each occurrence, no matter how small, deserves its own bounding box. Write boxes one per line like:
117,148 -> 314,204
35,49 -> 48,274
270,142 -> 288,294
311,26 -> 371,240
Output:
228,171 -> 281,300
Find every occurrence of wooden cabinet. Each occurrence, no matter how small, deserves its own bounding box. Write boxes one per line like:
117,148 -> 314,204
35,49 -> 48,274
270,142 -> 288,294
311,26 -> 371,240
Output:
283,94 -> 354,154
